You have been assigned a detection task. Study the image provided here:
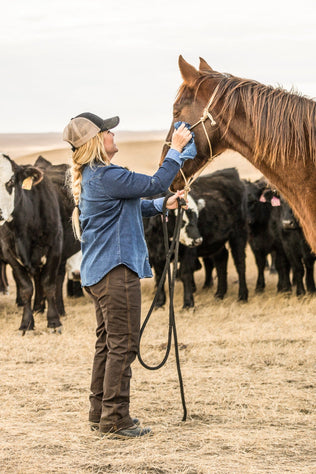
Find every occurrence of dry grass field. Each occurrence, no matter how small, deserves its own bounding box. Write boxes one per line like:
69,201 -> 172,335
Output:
0,249 -> 315,474
0,135 -> 315,473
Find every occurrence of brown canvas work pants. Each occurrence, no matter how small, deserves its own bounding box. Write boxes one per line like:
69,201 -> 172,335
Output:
85,265 -> 141,433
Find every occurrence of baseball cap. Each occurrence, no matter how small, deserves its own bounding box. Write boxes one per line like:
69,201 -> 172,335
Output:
63,112 -> 120,149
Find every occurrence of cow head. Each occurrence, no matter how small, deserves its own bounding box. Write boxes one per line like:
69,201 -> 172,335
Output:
244,180 -> 263,224
280,198 -> 299,230
178,194 -> 203,247
0,154 -> 43,225
243,178 -> 271,226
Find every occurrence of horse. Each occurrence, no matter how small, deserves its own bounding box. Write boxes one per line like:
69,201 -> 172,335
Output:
160,56 -> 316,254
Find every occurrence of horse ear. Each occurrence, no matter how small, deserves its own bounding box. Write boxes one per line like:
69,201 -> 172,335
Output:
199,57 -> 213,72
178,55 -> 200,87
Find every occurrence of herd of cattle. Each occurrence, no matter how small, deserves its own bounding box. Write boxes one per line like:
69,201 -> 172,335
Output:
145,168 -> 315,309
0,153 -> 314,333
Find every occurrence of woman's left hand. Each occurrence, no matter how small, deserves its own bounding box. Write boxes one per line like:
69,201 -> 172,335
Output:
166,190 -> 188,209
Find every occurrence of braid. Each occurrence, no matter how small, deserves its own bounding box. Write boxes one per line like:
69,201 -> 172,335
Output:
70,161 -> 83,240
71,161 -> 82,207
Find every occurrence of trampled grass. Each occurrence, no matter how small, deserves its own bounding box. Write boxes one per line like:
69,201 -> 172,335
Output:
0,249 -> 315,473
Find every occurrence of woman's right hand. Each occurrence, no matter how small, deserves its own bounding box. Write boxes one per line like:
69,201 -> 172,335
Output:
170,123 -> 192,153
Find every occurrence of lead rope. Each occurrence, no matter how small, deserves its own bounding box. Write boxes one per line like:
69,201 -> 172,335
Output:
138,195 -> 187,421
138,85 -> 221,421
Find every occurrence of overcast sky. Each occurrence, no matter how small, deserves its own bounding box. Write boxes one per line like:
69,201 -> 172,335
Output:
1,0 -> 315,133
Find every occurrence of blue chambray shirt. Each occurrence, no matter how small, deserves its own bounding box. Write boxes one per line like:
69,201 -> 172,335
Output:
79,149 -> 183,286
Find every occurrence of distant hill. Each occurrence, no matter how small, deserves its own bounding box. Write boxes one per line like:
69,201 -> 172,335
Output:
0,130 -> 167,159
0,130 -> 261,179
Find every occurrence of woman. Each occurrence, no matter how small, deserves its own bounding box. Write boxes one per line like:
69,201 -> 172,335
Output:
63,112 -> 195,439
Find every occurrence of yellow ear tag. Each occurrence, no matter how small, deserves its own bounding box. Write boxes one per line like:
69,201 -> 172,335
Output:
22,176 -> 34,190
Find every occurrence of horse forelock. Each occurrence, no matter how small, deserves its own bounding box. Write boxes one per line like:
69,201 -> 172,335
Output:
175,71 -> 223,104
175,83 -> 191,104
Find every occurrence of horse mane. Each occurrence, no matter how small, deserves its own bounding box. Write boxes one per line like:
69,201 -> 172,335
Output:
181,71 -> 316,167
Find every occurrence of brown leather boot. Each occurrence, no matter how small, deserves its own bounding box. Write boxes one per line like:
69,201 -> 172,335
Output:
100,425 -> 152,439
90,417 -> 140,432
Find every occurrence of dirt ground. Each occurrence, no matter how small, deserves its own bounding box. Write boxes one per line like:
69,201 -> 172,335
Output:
0,249 -> 315,474
0,136 -> 314,472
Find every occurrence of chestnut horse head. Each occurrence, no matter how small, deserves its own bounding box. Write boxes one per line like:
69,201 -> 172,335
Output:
161,56 -> 316,252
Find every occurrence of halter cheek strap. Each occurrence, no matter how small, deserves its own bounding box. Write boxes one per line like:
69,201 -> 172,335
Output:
189,83 -> 220,130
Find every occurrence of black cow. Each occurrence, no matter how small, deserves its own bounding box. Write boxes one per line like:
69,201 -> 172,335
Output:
0,153 -> 63,332
178,168 -> 249,307
143,195 -> 203,308
33,156 -> 81,313
274,195 -> 315,296
145,169 -> 249,309
244,178 -> 291,293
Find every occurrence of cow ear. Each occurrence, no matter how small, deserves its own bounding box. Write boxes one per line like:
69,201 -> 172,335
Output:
178,55 -> 200,87
20,167 -> 44,190
199,57 -> 213,72
34,155 -> 51,170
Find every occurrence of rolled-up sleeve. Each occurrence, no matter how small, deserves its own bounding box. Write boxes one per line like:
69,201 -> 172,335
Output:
140,197 -> 167,217
141,199 -> 158,217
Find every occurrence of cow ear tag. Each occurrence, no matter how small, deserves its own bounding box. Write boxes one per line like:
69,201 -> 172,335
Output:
22,176 -> 34,190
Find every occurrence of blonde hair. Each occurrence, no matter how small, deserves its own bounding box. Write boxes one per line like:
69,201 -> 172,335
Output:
70,132 -> 110,240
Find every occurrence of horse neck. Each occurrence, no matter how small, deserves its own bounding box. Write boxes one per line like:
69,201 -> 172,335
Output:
212,94 -> 255,163
211,95 -> 316,254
